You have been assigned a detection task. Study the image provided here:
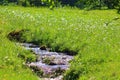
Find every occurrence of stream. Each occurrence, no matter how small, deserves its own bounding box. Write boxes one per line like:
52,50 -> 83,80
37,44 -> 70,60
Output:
20,43 -> 74,80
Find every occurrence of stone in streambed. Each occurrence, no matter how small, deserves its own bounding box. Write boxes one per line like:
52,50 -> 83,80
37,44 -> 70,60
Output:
27,62 -> 67,78
40,45 -> 47,50
41,75 -> 63,80
40,55 -> 73,65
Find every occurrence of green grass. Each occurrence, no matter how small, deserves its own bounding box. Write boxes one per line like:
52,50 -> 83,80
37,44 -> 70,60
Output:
0,34 -> 38,80
0,6 -> 120,80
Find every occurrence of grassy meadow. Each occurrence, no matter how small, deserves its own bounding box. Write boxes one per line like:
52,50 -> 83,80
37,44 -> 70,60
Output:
0,6 -> 120,80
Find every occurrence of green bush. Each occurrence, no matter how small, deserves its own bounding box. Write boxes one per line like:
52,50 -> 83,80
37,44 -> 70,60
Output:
0,0 -> 120,10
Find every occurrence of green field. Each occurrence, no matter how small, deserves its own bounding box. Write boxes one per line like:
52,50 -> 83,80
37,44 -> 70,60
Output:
0,6 -> 120,80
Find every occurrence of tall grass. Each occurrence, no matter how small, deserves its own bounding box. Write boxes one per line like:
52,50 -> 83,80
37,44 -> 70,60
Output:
0,6 -> 120,80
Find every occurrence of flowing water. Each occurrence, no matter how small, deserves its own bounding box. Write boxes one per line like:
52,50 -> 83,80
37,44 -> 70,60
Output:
20,43 -> 74,80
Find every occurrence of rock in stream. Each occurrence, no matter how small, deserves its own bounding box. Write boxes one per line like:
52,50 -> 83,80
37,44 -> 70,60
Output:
20,43 -> 74,80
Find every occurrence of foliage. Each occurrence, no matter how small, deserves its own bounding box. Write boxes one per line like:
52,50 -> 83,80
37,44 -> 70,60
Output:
0,6 -> 120,80
0,0 -> 120,10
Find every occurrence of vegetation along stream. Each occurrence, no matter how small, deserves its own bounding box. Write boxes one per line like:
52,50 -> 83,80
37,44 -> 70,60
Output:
7,29 -> 75,80
7,29 -> 74,80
